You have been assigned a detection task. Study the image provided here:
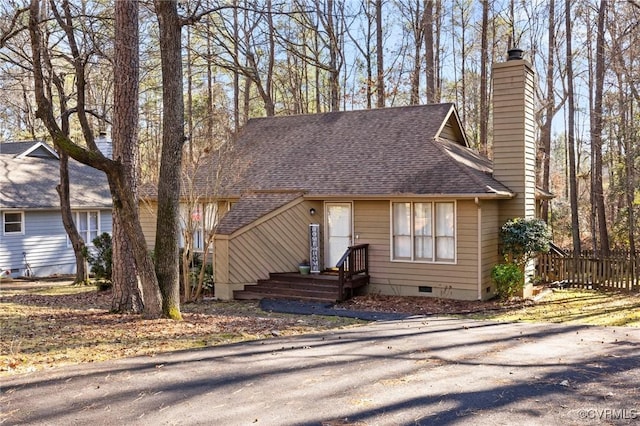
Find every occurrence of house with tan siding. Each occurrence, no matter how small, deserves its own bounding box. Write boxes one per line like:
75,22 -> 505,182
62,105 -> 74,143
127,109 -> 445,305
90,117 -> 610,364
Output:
141,51 -> 546,302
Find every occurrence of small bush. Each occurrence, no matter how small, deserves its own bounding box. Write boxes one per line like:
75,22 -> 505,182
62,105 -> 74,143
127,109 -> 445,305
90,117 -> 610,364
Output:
83,233 -> 112,282
500,218 -> 552,266
491,263 -> 524,300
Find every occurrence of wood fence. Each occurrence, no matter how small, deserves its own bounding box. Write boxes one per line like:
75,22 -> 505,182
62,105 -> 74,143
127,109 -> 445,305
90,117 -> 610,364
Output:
536,250 -> 640,292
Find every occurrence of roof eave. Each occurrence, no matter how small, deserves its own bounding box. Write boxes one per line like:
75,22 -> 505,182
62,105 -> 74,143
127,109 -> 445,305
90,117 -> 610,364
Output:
303,192 -> 515,201
0,205 -> 112,210
16,141 -> 59,159
435,104 -> 470,148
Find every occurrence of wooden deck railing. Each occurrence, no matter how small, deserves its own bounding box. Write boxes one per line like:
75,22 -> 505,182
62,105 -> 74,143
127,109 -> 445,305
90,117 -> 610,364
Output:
536,250 -> 639,292
336,243 -> 369,301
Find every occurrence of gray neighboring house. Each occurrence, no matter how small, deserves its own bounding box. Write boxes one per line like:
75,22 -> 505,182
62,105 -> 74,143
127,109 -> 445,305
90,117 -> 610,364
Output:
0,141 -> 112,278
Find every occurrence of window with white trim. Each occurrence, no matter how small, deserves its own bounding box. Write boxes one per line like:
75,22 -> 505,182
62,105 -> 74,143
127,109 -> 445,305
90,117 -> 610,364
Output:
75,211 -> 100,245
179,203 -> 220,251
3,212 -> 24,235
391,201 -> 455,262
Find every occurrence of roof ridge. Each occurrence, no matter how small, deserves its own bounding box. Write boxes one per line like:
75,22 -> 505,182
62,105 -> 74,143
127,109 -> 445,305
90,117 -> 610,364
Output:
247,103 -> 455,123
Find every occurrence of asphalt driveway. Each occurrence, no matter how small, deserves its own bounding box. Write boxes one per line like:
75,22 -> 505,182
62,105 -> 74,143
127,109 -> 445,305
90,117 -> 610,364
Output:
2,316 -> 639,425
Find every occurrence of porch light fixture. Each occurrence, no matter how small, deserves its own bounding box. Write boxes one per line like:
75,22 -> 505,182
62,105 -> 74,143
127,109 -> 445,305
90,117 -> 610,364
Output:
309,208 -> 316,215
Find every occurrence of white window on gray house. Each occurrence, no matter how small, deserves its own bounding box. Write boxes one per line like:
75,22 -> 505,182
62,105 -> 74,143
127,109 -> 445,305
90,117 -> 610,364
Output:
3,212 -> 24,235
391,201 -> 455,263
76,211 -> 99,245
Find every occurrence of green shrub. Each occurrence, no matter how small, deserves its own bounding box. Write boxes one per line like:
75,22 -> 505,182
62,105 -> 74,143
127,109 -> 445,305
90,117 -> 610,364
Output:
491,262 -> 524,300
83,233 -> 112,284
500,218 -> 552,266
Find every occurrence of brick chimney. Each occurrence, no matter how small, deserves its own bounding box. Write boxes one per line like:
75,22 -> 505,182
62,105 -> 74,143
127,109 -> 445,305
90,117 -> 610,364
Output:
492,49 -> 536,225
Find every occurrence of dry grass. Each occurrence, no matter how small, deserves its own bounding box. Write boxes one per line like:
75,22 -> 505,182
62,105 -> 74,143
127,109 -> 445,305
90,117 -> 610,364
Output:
0,283 -> 363,377
2,282 -> 638,377
470,288 -> 640,326
343,288 -> 640,326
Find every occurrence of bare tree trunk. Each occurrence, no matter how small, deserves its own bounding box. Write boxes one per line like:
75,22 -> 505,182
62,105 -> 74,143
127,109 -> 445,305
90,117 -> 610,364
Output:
343,0 -> 374,108
375,0 -> 384,108
232,0 -> 240,131
154,0 -> 184,320
266,0 -> 275,115
507,0 -> 515,48
409,0 -> 423,105
48,60 -> 88,285
326,0 -> 340,111
186,25 -> 194,162
424,0 -> 435,103
314,16 -> 321,112
206,18 -> 215,140
111,215 -> 143,312
242,5 -> 251,123
540,0 -> 556,222
39,8 -> 88,286
565,0 -> 581,256
479,0 -> 489,155
112,0 -> 144,313
461,7 -> 467,124
56,151 -> 89,284
28,0 -> 163,318
621,94 -> 636,255
592,0 -> 610,255
433,1 -> 442,103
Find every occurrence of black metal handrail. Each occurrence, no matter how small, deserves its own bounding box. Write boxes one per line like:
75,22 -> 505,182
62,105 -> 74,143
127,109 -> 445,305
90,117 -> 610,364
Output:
336,243 -> 369,300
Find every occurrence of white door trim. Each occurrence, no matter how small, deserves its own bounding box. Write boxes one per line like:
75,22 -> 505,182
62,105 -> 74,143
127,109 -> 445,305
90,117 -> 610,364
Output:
324,202 -> 353,269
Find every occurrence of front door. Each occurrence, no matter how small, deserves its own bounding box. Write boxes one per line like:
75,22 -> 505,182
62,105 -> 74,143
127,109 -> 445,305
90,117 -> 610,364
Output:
325,203 -> 352,269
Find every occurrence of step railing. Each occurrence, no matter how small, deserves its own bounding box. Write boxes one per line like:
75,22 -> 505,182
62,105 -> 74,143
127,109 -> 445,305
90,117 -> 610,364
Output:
336,243 -> 369,300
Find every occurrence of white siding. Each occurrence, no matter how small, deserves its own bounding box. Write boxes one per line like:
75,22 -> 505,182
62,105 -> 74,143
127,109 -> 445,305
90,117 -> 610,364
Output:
0,209 -> 112,277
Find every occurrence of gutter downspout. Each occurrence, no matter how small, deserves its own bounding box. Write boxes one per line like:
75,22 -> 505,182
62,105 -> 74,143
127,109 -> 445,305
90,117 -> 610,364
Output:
475,197 -> 482,300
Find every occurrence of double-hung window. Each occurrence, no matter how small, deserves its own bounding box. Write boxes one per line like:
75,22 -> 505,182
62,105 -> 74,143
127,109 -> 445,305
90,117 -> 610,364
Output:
392,201 -> 455,262
3,212 -> 24,235
75,211 -> 99,245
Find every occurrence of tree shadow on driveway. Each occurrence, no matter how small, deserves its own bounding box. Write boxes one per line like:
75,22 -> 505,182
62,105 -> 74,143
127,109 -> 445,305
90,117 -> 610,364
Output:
2,317 -> 639,425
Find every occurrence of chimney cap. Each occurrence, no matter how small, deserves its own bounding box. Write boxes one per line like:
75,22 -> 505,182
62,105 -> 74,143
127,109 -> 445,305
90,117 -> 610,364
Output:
507,48 -> 524,61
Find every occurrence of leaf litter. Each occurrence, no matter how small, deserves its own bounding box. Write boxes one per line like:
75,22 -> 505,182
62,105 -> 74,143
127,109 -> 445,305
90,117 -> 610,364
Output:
0,285 -> 363,376
2,284 -> 638,376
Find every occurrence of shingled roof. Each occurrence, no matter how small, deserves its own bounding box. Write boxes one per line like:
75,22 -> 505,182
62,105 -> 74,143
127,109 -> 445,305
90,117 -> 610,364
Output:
215,191 -> 303,235
0,141 -> 111,209
210,104 -> 516,235
219,104 -> 513,198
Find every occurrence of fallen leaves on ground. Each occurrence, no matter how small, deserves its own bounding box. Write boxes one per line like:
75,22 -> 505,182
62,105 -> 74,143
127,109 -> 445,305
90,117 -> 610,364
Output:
0,286 -> 362,377
337,293 -> 533,315
2,284 -> 638,377
340,290 -> 640,326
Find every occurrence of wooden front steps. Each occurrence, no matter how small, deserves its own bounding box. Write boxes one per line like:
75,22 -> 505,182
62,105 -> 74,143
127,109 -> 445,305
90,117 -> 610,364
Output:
233,271 -> 369,303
